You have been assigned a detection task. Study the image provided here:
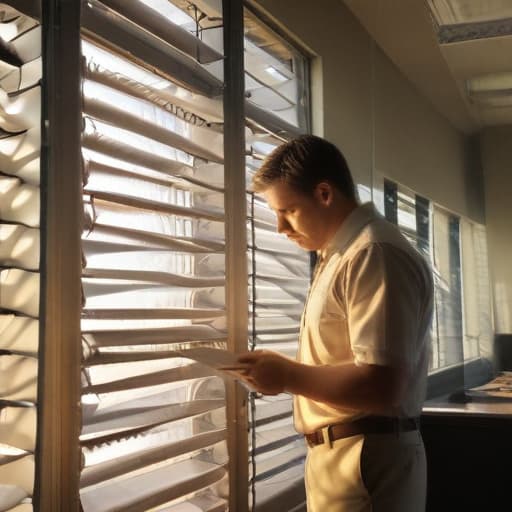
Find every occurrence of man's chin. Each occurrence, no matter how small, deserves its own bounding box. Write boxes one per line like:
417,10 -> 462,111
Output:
290,237 -> 314,250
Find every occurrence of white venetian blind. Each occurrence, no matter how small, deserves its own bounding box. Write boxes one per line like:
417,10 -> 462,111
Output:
431,206 -> 464,369
78,1 -> 229,510
460,219 -> 493,361
244,7 -> 309,511
0,2 -> 41,512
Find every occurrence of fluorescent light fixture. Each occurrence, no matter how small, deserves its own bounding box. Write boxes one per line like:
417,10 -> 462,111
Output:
466,72 -> 512,107
426,0 -> 512,43
264,65 -> 288,83
427,0 -> 512,25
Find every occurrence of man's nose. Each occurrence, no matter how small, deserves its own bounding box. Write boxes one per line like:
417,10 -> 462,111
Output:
276,215 -> 291,234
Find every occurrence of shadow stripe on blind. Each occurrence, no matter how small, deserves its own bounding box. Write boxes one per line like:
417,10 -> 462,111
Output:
0,129 -> 40,184
80,427 -> 227,488
0,451 -> 32,467
0,224 -> 39,270
253,467 -> 306,512
254,428 -> 302,456
253,445 -> 306,483
0,177 -> 40,227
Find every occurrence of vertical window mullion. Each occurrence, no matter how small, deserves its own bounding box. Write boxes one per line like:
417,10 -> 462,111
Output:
223,1 -> 250,511
37,0 -> 83,510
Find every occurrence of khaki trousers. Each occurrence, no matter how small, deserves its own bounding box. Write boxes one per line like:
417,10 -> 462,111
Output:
305,430 -> 426,512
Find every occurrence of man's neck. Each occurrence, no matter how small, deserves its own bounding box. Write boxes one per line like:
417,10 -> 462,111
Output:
321,199 -> 359,252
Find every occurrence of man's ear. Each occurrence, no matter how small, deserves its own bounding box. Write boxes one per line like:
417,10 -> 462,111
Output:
314,182 -> 334,206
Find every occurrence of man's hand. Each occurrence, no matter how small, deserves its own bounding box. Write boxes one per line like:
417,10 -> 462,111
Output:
235,350 -> 293,395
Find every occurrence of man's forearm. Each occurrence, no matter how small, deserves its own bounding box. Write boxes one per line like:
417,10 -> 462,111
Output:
285,359 -> 404,413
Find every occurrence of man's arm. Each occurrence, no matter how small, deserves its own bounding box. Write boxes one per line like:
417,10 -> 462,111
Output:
236,350 -> 406,414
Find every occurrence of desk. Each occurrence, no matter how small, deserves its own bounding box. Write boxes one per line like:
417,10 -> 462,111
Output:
421,399 -> 512,511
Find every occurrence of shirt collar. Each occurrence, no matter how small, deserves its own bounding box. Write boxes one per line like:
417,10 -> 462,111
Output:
318,202 -> 380,261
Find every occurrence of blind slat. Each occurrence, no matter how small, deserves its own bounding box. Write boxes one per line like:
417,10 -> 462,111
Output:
99,0 -> 223,65
0,128 -> 40,185
82,307 -> 225,320
80,459 -> 227,512
81,0 -> 223,98
245,101 -> 301,140
0,455 -> 34,496
0,225 -> 39,271
0,355 -> 37,402
83,96 -> 224,163
80,428 -> 227,488
86,159 -> 223,194
84,63 -> 223,124
81,399 -> 225,439
84,189 -> 224,222
0,405 -> 36,451
83,325 -> 225,346
0,269 -> 39,317
0,178 -> 39,228
83,268 -> 225,288
85,223 -> 225,253
0,85 -> 40,131
84,344 -> 226,365
0,484 -> 28,512
83,363 -> 216,394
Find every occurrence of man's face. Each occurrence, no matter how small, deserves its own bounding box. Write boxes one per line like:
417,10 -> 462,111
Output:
263,180 -> 332,251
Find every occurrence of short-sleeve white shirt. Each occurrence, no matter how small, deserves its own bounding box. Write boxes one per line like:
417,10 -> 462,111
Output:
294,203 -> 434,433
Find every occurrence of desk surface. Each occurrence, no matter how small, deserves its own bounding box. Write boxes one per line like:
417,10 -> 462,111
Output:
423,399 -> 512,417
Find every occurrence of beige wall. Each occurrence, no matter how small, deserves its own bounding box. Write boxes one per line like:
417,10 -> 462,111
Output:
480,127 -> 512,333
254,0 -> 485,222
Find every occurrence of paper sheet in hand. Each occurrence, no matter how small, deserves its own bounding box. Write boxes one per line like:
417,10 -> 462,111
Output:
175,347 -> 248,372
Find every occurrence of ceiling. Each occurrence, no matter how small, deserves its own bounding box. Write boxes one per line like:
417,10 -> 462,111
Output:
343,0 -> 512,134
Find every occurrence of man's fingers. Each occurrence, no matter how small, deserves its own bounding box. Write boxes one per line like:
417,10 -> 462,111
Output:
237,350 -> 265,363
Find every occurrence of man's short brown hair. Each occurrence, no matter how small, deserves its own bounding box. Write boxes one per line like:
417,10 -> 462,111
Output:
252,135 -> 357,200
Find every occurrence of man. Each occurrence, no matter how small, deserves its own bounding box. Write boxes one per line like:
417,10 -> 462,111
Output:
236,135 -> 433,511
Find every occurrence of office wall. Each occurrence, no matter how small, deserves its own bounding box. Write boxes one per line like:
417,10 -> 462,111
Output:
480,126 -> 512,333
253,0 -> 485,223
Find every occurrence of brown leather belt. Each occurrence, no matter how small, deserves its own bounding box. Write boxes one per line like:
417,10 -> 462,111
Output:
304,416 -> 420,448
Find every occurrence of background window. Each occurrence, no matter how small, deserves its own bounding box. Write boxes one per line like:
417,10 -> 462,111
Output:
383,178 -> 492,382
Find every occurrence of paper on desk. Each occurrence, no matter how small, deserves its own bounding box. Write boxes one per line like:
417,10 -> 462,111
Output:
466,371 -> 512,399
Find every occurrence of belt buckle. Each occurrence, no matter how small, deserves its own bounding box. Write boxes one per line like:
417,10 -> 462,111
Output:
321,425 -> 333,448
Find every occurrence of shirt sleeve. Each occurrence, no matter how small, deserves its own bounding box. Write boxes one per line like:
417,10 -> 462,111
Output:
342,242 -> 426,368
